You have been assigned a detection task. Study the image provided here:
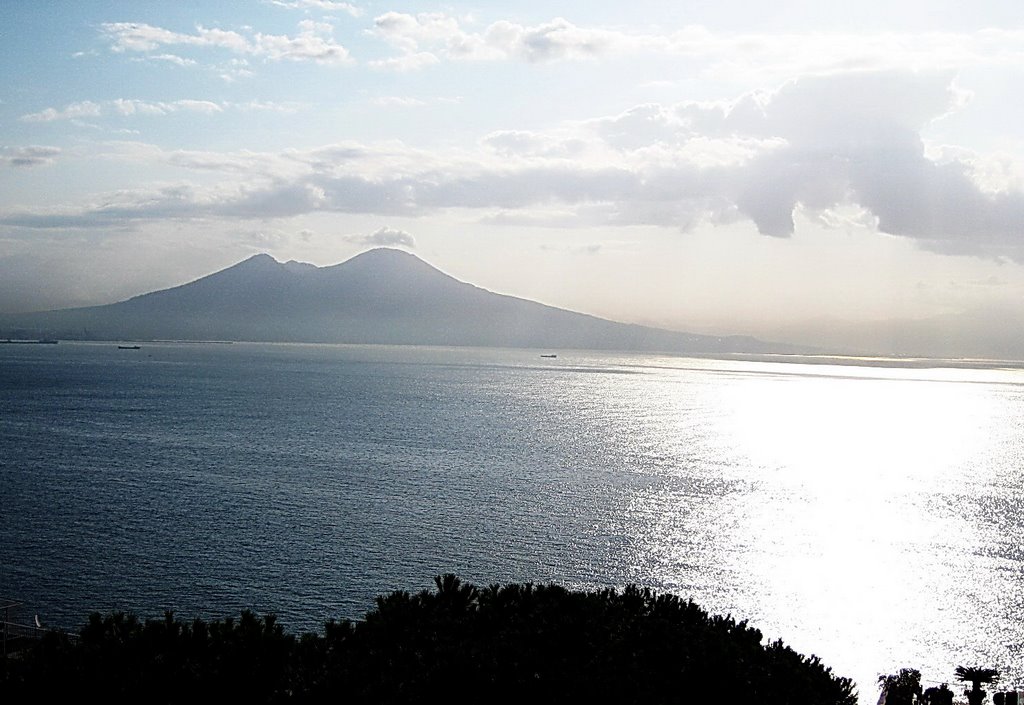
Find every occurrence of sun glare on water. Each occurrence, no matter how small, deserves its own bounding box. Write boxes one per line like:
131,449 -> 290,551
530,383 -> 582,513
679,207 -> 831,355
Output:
620,360 -> 1024,698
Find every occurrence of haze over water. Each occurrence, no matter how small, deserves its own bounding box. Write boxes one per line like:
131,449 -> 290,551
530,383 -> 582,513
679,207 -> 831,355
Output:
2,342 -> 1022,701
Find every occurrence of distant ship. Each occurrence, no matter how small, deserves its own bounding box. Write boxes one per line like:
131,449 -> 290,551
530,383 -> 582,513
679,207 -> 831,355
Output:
540,354 -> 557,358
117,345 -> 141,350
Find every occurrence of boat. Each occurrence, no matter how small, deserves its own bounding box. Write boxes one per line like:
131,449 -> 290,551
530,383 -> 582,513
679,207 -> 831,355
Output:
540,354 -> 557,358
117,345 -> 141,350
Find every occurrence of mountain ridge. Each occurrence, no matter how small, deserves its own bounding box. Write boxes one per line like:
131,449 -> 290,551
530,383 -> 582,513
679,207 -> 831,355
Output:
0,248 -> 798,354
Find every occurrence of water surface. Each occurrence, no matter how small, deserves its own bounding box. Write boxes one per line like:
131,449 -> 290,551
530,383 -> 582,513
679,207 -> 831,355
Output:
2,342 -> 1022,699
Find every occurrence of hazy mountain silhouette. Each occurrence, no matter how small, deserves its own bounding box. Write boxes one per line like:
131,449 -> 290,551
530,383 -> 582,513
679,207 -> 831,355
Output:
0,248 -> 795,353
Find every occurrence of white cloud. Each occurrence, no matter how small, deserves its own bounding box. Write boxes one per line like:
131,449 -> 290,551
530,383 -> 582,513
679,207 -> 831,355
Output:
366,14 -> 1024,79
147,53 -> 197,67
7,70 -> 1024,261
371,12 -> 464,53
100,20 -> 353,65
368,51 -> 440,72
0,145 -> 61,168
163,149 -> 297,177
482,130 -> 548,156
348,226 -> 416,247
20,101 -> 103,123
369,13 -> 628,66
101,22 -> 248,53
217,58 -> 255,82
269,0 -> 362,17
484,17 -> 618,62
232,100 -> 305,113
252,19 -> 352,63
481,130 -> 587,159
370,96 -> 427,107
127,99 -> 222,115
927,143 -> 1024,196
20,99 -> 297,122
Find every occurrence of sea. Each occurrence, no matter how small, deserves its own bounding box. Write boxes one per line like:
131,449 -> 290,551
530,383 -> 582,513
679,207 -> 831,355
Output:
1,341 -> 1022,701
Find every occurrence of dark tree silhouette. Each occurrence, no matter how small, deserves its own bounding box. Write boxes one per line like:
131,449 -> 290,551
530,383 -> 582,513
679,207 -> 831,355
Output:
2,575 -> 858,704
956,666 -> 1001,705
879,668 -> 923,705
922,683 -> 954,705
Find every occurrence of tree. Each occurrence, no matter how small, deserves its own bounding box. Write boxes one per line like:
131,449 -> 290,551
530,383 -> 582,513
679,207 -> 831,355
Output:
879,668 -> 923,705
922,683 -> 954,705
955,666 -> 1000,705
1,576 -> 859,704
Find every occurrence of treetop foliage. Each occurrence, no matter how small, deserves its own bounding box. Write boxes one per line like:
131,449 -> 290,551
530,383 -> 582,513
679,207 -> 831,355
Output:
2,575 -> 857,704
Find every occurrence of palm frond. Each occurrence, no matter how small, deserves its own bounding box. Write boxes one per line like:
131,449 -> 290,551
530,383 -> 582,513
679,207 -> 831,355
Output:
954,666 -> 1000,685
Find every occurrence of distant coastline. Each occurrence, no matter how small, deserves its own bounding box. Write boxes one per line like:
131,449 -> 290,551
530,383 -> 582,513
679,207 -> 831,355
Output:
9,337 -> 1023,373
707,351 -> 1024,371
147,339 -> 235,344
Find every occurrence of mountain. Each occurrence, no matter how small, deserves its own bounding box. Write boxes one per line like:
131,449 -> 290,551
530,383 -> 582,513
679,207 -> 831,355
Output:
0,248 -> 793,354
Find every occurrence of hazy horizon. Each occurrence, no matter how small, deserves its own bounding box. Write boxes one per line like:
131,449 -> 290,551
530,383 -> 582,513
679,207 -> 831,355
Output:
3,2 -> 1024,358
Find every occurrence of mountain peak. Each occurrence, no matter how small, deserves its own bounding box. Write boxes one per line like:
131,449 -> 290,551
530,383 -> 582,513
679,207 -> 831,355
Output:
217,253 -> 283,276
237,249 -> 419,272
345,248 -> 419,265
363,247 -> 412,256
330,248 -> 439,279
240,252 -> 280,266
0,246 -> 791,354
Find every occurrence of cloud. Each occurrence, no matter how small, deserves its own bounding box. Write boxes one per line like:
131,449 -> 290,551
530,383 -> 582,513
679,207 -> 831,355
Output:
256,20 -> 351,63
366,14 -> 1024,78
268,0 -> 362,17
348,226 -> 416,247
481,130 -> 588,160
484,17 -> 618,62
369,13 -> 614,66
1,145 -> 61,168
482,130 -> 547,156
21,101 -> 103,123
164,150 -> 295,176
21,99 -> 298,122
370,96 -> 426,107
0,183 -> 232,229
217,58 -> 255,82
101,22 -> 248,53
685,71 -> 1022,242
100,20 -> 353,65
120,99 -> 222,116
146,53 -> 197,67
370,12 -> 465,53
367,51 -> 440,72
233,100 -> 305,113
7,70 -> 1023,261
366,94 -> 461,108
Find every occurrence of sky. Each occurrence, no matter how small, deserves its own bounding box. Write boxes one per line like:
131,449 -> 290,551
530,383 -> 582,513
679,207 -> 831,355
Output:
2,1 -> 1024,357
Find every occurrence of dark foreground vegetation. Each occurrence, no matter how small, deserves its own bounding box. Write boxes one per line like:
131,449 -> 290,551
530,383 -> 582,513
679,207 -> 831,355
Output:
878,666 -> 1011,705
2,575 -> 856,704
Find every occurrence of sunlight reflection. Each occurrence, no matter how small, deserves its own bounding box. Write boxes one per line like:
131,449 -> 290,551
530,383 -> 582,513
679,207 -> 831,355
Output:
622,361 -> 1024,698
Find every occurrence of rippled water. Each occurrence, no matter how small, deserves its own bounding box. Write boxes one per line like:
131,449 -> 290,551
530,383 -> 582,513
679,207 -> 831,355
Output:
2,342 -> 1022,700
